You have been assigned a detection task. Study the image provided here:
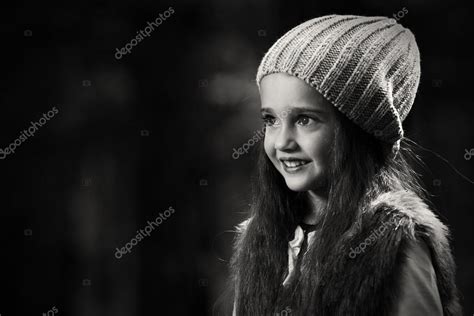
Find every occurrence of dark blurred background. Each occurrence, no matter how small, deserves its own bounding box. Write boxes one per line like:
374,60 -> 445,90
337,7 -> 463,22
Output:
1,0 -> 473,315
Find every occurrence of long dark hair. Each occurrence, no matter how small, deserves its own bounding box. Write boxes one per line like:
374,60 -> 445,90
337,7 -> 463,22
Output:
223,110 -> 428,315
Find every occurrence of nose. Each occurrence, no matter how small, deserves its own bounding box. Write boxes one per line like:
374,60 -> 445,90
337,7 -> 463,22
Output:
274,124 -> 297,151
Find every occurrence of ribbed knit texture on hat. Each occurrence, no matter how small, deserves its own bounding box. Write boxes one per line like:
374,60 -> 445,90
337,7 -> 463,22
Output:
256,14 -> 421,154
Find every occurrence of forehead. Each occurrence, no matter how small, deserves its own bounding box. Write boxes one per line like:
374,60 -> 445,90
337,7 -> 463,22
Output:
259,72 -> 331,112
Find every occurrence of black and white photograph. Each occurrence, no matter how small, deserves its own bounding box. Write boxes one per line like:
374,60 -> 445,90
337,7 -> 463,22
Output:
1,0 -> 472,315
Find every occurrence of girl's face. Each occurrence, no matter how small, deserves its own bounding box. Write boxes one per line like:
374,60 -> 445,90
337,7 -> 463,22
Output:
260,73 -> 337,192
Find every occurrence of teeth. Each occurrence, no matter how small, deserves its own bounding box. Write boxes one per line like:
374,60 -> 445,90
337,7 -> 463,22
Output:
282,160 -> 307,168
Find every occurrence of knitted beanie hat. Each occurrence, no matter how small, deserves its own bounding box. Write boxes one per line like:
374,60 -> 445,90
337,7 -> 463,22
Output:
256,14 -> 421,155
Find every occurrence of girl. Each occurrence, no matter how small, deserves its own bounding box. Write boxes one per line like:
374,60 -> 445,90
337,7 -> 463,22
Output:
223,14 -> 462,315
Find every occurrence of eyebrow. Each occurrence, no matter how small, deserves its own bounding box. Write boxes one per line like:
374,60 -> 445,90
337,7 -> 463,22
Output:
260,106 -> 327,115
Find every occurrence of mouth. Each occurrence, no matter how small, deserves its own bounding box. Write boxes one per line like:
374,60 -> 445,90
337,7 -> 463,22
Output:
279,158 -> 311,173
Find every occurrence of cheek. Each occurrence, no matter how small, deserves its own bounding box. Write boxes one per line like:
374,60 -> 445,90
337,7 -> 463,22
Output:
303,131 -> 333,164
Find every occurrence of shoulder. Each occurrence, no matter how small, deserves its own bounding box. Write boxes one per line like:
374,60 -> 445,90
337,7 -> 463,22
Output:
346,189 -> 451,262
366,189 -> 451,246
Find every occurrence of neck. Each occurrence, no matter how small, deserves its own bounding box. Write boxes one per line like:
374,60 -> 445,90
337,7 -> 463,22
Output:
303,189 -> 328,225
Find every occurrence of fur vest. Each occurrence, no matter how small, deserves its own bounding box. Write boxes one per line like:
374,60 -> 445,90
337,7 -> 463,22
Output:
233,190 -> 462,315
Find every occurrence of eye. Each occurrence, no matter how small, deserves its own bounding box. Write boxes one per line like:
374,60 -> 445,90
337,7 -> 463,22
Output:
296,115 -> 317,126
261,114 -> 279,127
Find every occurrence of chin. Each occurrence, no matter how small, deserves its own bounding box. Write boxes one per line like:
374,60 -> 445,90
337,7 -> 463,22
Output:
281,170 -> 326,192
283,177 -> 315,192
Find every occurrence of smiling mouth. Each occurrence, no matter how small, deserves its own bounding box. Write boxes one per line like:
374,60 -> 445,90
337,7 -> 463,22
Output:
279,159 -> 311,172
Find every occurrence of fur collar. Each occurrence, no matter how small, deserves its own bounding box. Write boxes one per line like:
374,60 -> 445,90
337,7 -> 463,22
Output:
369,189 -> 449,243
